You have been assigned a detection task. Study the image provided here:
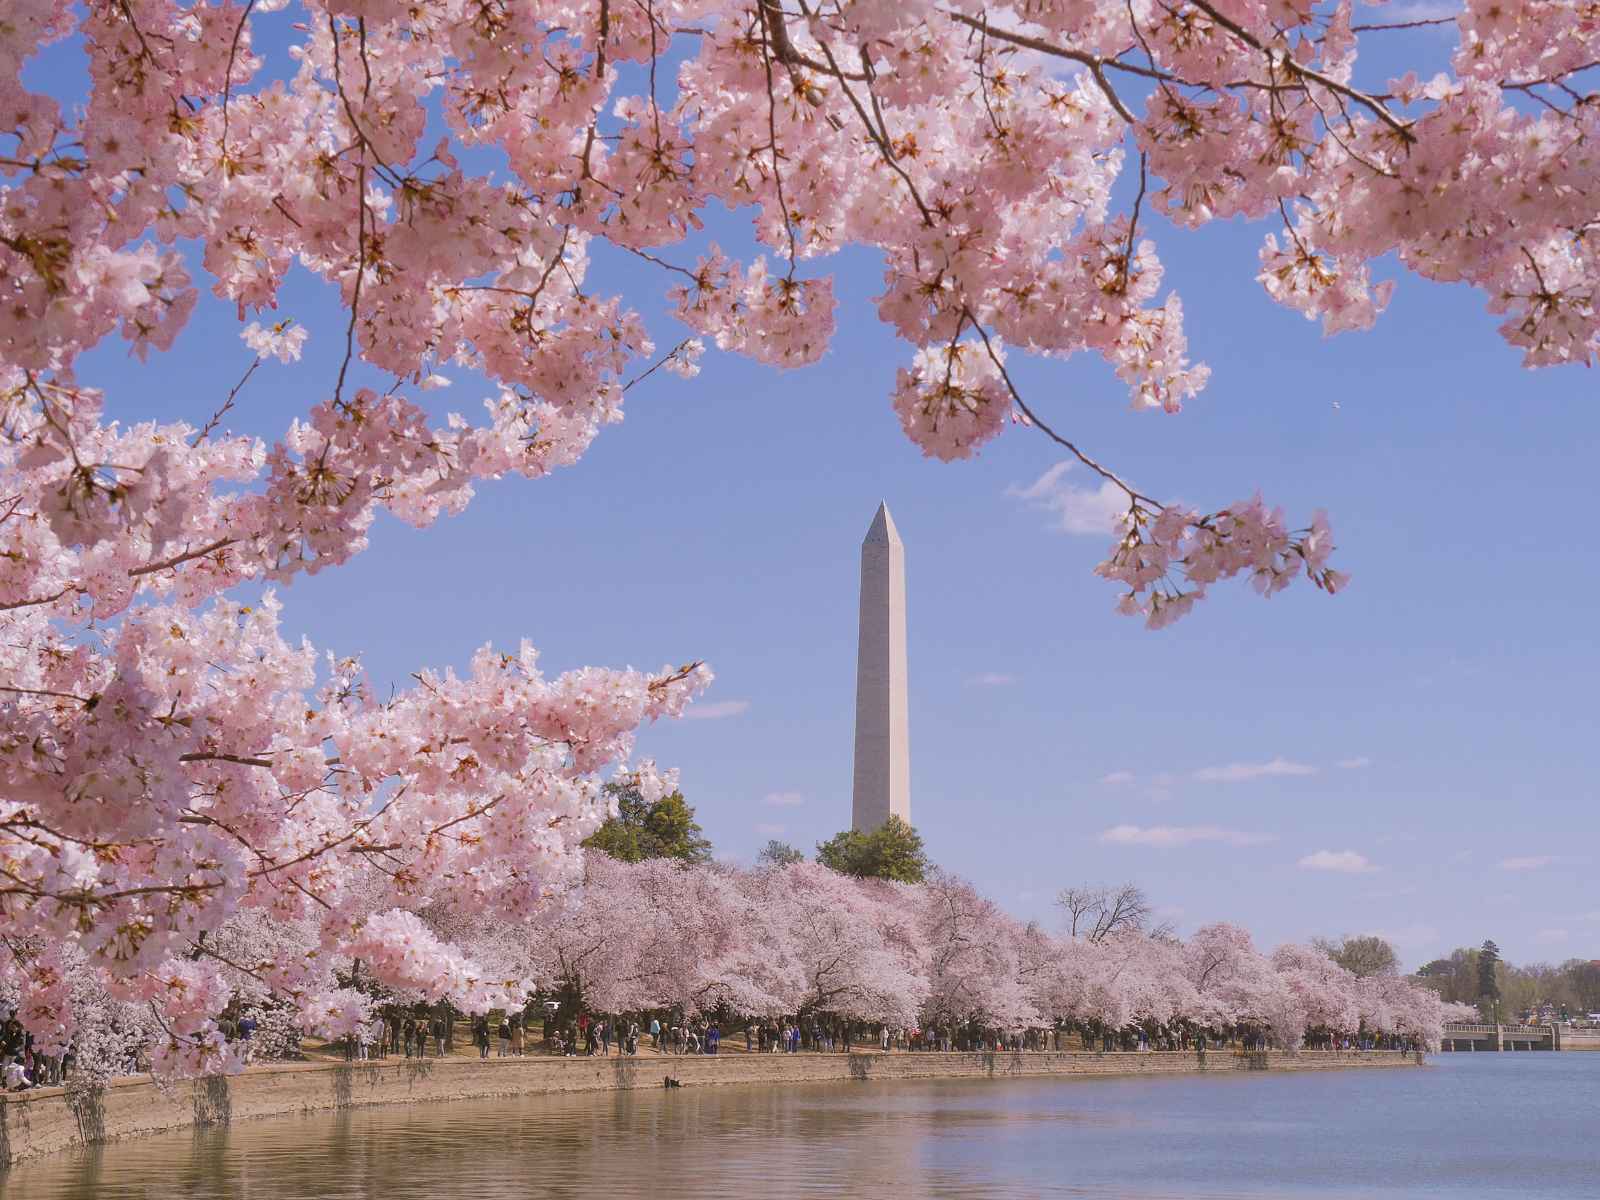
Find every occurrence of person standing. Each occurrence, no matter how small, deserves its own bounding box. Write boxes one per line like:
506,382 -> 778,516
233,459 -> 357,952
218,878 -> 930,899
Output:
238,1011 -> 258,1065
474,1013 -> 490,1060
650,1016 -> 661,1052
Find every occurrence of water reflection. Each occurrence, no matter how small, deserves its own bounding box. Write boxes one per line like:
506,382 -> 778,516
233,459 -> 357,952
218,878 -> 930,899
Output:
6,1055 -> 1598,1200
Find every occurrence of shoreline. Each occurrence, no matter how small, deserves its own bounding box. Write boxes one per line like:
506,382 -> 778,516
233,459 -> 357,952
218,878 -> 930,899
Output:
0,1047 -> 1419,1168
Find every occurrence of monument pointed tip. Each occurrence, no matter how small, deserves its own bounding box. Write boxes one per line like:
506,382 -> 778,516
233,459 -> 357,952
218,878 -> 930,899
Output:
864,501 -> 902,546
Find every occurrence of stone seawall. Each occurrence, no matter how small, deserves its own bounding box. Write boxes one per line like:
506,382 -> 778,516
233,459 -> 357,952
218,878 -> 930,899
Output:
0,1047 -> 1419,1169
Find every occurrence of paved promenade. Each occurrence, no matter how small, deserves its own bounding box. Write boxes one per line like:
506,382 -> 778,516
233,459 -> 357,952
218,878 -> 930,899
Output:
0,1047 -> 1420,1168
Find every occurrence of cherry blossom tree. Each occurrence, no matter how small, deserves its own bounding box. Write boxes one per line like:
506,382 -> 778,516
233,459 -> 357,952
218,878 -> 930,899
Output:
1112,931 -> 1202,1033
519,852 -> 663,1015
619,858 -> 772,1016
752,863 -> 927,1025
1184,922 -> 1285,1031
1272,942 -> 1363,1044
919,872 -> 1038,1032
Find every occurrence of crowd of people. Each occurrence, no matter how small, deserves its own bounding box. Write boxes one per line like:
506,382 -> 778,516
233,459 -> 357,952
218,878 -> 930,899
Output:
2,1012 -> 65,1092
303,1005 -> 1431,1072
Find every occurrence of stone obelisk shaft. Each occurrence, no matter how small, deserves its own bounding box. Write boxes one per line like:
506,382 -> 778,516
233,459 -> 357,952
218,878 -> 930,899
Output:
852,502 -> 910,832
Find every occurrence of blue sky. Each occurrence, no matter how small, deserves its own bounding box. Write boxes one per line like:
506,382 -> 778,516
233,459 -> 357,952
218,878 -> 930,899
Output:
43,8 -> 1598,969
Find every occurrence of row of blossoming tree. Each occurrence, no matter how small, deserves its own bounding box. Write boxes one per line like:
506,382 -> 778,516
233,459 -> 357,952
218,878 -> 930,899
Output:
2,0 -> 1588,1080
5,855 -> 1471,1084
516,859 -> 1469,1051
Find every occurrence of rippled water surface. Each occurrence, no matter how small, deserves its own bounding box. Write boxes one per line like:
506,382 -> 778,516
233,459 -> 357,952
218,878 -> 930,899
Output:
5,1054 -> 1597,1199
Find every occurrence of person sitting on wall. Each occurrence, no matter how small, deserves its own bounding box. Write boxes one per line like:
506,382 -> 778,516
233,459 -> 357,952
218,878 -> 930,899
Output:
3,1054 -> 32,1091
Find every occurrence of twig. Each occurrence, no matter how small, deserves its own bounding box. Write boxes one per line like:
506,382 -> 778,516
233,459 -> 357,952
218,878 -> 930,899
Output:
1185,0 -> 1415,142
130,538 -> 237,578
218,0 -> 259,166
962,307 -> 1160,507
943,9 -> 1139,123
622,337 -> 697,392
191,356 -> 261,445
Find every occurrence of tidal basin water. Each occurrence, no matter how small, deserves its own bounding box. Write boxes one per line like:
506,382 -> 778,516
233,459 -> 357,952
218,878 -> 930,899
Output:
6,1054 -> 1597,1199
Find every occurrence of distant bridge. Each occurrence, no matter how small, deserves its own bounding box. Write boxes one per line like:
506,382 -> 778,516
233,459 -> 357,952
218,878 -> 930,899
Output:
1439,1023 -> 1600,1051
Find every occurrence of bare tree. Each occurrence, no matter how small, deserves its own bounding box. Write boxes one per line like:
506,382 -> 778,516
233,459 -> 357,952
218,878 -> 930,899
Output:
1056,883 -> 1156,943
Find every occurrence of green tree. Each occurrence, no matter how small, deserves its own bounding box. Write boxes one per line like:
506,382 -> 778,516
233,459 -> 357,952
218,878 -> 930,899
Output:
1313,934 -> 1400,978
815,815 -> 929,883
1478,939 -> 1502,1021
582,782 -> 712,864
755,839 -> 805,867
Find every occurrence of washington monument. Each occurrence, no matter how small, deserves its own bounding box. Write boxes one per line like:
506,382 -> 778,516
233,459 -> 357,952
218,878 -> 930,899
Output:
851,502 -> 910,832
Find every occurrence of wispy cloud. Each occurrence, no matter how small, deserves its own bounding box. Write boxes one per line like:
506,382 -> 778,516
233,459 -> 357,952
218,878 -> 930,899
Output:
1193,757 -> 1317,783
763,791 -> 804,808
1497,855 -> 1556,871
1535,929 -> 1570,946
1298,849 -> 1377,874
1099,770 -> 1135,785
1336,756 -> 1373,770
1007,462 -> 1126,536
966,672 -> 1017,687
1098,824 -> 1276,849
682,699 -> 750,721
754,822 -> 787,836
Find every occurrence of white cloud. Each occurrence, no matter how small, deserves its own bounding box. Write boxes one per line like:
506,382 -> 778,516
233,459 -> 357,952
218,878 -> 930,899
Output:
1298,850 -> 1377,874
1336,756 -> 1373,770
1193,757 -> 1318,783
682,699 -> 750,721
1006,462 -> 1127,536
1535,929 -> 1570,946
763,791 -> 804,808
1099,770 -> 1135,785
1098,824 -> 1276,849
1497,855 -> 1556,871
967,672 -> 1017,687
754,822 -> 787,836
